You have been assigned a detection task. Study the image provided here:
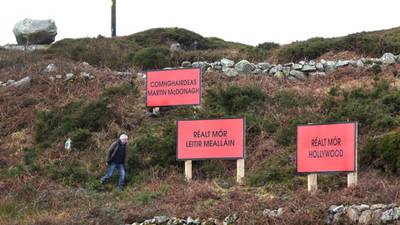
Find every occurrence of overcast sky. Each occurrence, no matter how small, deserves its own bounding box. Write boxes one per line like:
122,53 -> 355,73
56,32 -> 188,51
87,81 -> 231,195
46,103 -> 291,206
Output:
1,0 -> 399,46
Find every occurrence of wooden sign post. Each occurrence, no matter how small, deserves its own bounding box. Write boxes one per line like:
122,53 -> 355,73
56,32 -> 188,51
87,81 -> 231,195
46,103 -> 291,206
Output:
236,159 -> 245,185
185,160 -> 192,182
307,174 -> 318,193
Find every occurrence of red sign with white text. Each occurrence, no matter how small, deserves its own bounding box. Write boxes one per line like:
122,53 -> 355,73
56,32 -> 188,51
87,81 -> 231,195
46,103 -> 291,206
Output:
177,118 -> 245,160
297,122 -> 357,173
146,68 -> 201,107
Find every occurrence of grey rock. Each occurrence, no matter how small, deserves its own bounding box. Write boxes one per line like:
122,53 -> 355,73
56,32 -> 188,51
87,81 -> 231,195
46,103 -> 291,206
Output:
223,68 -> 239,77
252,68 -> 262,75
381,207 -> 400,222
276,208 -> 284,217
13,19 -> 57,45
170,43 -> 182,52
186,216 -> 200,225
316,63 -> 324,72
223,214 -> 238,225
309,72 -> 327,77
356,60 -> 364,67
269,65 -> 282,75
301,64 -> 317,72
262,209 -> 271,217
43,63 -> 57,73
192,62 -> 209,72
257,62 -> 271,70
221,58 -> 235,68
154,216 -> 170,224
381,53 -> 396,65
372,209 -> 383,223
336,60 -> 349,67
329,205 -> 344,213
263,208 -> 283,218
371,204 -> 386,210
181,61 -> 192,68
80,72 -> 94,80
235,60 -> 256,73
358,210 -> 372,225
292,63 -> 303,70
348,60 -> 357,67
64,73 -> 75,81
346,207 -> 360,223
289,70 -> 305,80
10,76 -> 31,88
55,75 -> 63,79
7,80 -> 16,85
211,62 -> 223,70
2,44 -> 50,52
299,60 -> 306,65
397,55 -> 400,63
309,60 -> 316,66
284,62 -> 294,67
262,69 -> 270,74
324,61 -> 337,73
274,71 -> 285,79
353,204 -> 370,212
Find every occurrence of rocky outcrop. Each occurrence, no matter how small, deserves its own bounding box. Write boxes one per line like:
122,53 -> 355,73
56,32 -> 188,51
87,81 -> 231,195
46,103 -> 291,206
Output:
325,203 -> 399,225
129,214 -> 238,225
13,19 -> 57,45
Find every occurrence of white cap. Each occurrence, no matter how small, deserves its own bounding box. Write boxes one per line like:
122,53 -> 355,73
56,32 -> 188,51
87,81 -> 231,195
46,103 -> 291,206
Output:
119,134 -> 128,140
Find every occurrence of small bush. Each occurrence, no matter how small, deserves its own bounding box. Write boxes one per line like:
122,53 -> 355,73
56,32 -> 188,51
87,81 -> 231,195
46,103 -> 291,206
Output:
257,42 -> 280,51
247,148 -> 298,187
48,162 -> 89,186
134,185 -> 169,205
245,113 -> 277,137
128,121 -> 177,171
70,129 -> 93,151
322,79 -> 400,132
133,47 -> 170,70
23,148 -> 37,165
370,64 -> 382,76
35,99 -> 110,145
362,129 -> 400,174
204,85 -> 268,116
102,83 -> 138,99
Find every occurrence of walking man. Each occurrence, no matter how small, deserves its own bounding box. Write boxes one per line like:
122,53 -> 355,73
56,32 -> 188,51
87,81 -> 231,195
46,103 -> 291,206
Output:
100,134 -> 129,191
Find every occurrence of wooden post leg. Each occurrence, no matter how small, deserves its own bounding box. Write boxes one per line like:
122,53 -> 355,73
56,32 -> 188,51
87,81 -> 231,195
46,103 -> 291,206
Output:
347,172 -> 357,188
236,159 -> 245,185
153,107 -> 160,115
185,160 -> 192,182
307,174 -> 318,193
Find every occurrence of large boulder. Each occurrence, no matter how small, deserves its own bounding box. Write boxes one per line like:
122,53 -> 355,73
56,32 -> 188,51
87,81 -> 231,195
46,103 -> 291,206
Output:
381,53 -> 396,65
221,58 -> 235,68
13,19 -> 57,45
9,76 -> 31,88
223,67 -> 239,77
234,60 -> 256,74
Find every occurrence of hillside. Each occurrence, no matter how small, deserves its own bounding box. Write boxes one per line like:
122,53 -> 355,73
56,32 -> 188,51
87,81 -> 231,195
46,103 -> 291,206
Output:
1,27 -> 400,225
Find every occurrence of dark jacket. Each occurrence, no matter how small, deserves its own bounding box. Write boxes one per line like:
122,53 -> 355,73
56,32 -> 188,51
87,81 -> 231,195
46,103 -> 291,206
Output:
107,140 -> 129,165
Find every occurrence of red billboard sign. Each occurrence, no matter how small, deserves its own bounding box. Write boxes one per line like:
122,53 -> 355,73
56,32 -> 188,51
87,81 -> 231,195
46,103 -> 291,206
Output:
297,122 -> 357,173
146,68 -> 201,107
177,118 -> 245,160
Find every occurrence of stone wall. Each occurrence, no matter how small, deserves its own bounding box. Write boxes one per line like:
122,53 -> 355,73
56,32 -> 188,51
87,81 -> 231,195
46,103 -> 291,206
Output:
182,53 -> 399,80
